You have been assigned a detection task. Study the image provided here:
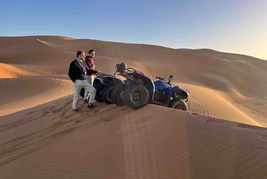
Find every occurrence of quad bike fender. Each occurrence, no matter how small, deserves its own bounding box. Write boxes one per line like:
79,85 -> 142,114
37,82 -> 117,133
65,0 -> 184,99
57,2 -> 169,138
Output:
103,76 -> 124,85
169,86 -> 189,100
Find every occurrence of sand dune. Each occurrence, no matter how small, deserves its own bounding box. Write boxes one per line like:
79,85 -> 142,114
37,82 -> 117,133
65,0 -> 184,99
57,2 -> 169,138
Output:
0,63 -> 38,78
0,78 -> 72,116
1,98 -> 267,178
0,36 -> 267,178
179,83 -> 263,127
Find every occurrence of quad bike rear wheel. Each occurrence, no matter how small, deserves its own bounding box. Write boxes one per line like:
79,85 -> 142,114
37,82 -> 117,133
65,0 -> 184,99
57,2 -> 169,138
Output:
124,85 -> 149,109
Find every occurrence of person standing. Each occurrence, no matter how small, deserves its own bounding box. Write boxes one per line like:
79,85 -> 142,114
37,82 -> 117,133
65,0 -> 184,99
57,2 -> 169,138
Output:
68,50 -> 97,111
84,49 -> 96,103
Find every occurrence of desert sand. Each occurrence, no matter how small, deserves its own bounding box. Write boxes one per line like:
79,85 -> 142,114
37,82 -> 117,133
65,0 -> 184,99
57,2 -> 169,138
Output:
0,36 -> 267,178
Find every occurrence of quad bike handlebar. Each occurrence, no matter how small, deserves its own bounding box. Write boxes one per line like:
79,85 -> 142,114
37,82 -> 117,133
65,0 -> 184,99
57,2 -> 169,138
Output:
125,68 -> 144,74
156,77 -> 165,81
156,75 -> 173,84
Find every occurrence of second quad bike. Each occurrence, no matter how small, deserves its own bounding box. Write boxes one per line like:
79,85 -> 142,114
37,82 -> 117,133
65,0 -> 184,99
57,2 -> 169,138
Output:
114,63 -> 189,110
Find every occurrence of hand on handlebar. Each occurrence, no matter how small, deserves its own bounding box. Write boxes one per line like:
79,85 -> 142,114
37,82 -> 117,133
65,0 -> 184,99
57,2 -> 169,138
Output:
156,76 -> 165,81
96,71 -> 114,77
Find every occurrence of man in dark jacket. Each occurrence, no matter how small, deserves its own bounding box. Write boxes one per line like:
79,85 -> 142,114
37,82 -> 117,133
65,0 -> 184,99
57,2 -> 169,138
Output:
68,50 -> 97,111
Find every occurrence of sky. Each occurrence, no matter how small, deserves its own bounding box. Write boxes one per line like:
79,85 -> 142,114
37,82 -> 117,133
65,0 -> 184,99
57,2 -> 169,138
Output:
1,0 -> 267,60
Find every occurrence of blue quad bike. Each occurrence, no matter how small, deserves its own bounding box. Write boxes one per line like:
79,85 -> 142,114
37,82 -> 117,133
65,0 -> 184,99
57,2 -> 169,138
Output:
80,72 -> 124,105
114,63 -> 189,110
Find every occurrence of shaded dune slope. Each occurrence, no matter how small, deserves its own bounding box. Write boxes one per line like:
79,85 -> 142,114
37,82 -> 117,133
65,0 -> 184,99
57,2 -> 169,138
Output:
0,98 -> 267,178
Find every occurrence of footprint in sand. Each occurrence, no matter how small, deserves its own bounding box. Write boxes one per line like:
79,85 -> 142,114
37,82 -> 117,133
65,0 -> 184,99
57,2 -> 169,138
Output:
42,106 -> 55,112
75,120 -> 81,123
190,112 -> 200,116
260,135 -> 267,142
189,96 -> 210,116
26,110 -> 38,116
249,135 -> 267,150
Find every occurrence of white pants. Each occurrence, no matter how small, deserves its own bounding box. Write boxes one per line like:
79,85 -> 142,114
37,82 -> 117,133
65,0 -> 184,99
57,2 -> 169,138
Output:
72,79 -> 96,110
84,75 -> 95,100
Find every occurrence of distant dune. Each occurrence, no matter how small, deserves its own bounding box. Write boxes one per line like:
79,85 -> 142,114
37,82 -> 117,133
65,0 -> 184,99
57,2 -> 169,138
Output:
0,36 -> 267,178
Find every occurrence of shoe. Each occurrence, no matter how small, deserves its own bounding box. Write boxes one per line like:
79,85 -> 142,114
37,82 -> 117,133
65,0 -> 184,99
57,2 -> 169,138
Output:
87,104 -> 97,109
72,109 -> 78,112
84,99 -> 88,104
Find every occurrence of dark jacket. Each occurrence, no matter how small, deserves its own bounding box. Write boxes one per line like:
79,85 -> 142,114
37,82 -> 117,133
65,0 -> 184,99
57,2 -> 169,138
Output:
68,60 -> 97,82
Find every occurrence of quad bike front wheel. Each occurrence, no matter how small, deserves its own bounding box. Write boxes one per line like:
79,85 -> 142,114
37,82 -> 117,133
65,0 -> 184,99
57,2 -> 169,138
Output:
169,99 -> 187,111
124,85 -> 149,109
113,85 -> 126,106
100,85 -> 114,104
